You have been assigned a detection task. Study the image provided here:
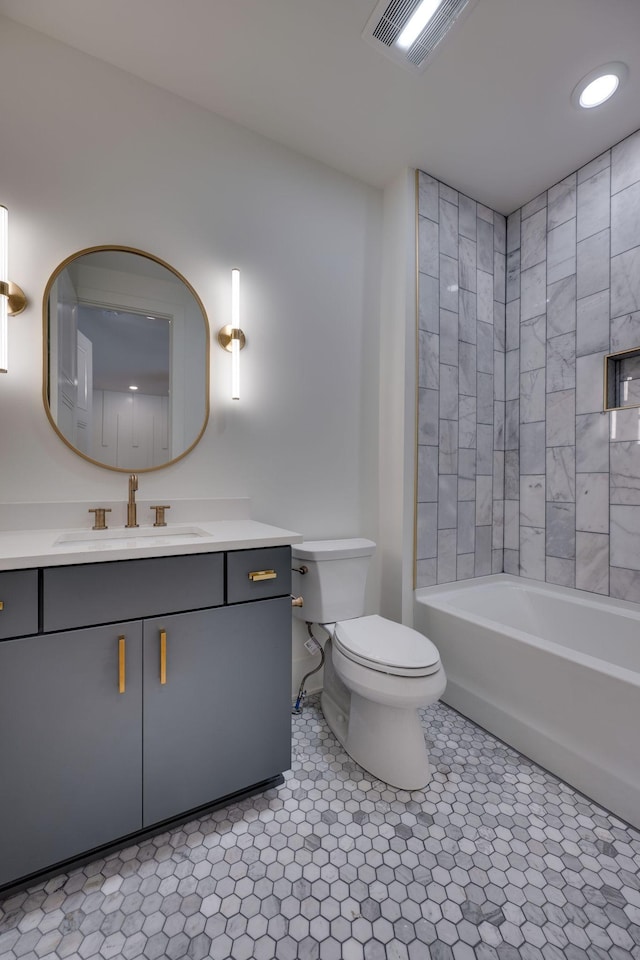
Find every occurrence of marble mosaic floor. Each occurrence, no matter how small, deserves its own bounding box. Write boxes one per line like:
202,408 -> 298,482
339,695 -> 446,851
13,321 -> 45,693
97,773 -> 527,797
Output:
1,697 -> 640,960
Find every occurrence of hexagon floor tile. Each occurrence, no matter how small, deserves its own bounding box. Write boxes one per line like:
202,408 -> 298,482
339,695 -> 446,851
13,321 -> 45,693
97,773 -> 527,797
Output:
1,697 -> 640,959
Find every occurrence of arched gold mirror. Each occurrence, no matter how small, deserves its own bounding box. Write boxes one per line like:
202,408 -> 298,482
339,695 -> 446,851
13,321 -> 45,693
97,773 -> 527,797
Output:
43,246 -> 210,472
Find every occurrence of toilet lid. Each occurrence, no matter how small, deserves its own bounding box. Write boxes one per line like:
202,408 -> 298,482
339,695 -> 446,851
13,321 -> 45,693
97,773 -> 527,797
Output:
334,615 -> 441,677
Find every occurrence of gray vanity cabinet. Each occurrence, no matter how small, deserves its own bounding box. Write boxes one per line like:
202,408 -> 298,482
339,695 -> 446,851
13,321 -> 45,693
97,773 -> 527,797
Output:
0,622 -> 143,887
143,597 -> 292,826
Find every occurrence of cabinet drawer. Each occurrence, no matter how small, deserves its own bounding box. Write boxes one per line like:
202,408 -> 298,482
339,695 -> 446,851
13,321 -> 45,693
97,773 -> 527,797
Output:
42,553 -> 224,631
0,570 -> 38,640
227,547 -> 291,603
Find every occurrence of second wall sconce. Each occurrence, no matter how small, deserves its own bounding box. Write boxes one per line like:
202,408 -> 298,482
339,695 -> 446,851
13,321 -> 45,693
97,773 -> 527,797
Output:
217,268 -> 246,400
0,205 -> 27,373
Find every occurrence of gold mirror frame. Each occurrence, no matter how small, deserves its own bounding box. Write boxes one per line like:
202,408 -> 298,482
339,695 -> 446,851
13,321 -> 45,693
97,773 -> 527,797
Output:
43,245 -> 210,473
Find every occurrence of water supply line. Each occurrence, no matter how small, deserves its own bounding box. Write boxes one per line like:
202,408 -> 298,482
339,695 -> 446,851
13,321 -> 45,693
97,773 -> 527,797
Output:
292,622 -> 326,715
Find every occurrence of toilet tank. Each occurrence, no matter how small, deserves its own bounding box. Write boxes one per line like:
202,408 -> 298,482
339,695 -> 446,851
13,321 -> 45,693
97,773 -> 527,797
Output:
291,538 -> 376,624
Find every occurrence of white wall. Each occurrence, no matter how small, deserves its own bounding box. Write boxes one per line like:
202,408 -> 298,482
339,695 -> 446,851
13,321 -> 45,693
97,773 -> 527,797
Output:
0,18 -> 384,690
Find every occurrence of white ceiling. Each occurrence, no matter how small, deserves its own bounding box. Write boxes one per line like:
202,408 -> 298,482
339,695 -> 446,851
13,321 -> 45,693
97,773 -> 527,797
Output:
1,0 -> 640,213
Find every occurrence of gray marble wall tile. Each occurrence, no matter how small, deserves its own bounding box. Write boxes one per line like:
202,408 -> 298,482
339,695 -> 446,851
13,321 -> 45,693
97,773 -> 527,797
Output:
505,399 -> 520,451
439,199 -> 459,258
494,251 -> 506,303
494,350 -> 505,402
419,272 -> 439,333
457,501 -> 476,554
492,500 -> 504,550
494,213 -> 506,255
520,421 -> 545,474
610,406 -> 640,441
418,173 -> 439,220
418,388 -> 439,445
506,249 -> 520,302
477,424 -> 494,475
547,218 -> 576,284
610,566 -> 640,603
504,548 -> 519,574
610,440 -> 640,504
611,310 -> 640,351
520,525 -> 545,580
477,203 -> 494,223
440,254 -> 459,312
493,450 -> 505,500
546,556 -> 575,588
575,531 -> 609,594
577,167 -> 610,242
416,558 -> 437,587
477,218 -> 494,272
546,446 -> 575,502
456,553 -> 475,580
506,350 -> 519,401
610,180 -> 640,257
440,363 -> 459,419
576,228 -> 610,299
476,474 -> 493,525
493,301 -> 506,350
459,289 -> 477,344
546,332 -> 576,391
548,173 -> 577,230
576,412 -> 609,472
576,352 -> 606,414
477,270 -> 494,324
494,400 -> 505,450
477,322 -> 494,373
576,289 -> 610,356
419,217 -> 439,278
610,505 -> 640,570
459,194 -> 477,239
504,500 -> 519,551
440,309 -> 459,365
505,450 -> 519,499
474,525 -> 492,576
611,129 -> 640,194
577,150 -> 610,185
458,394 -> 477,448
438,475 -> 458,528
437,529 -> 457,583
546,389 -> 575,447
611,245 -> 640,318
521,263 -> 547,321
439,419 -> 458,474
521,208 -> 546,270
521,192 -> 547,220
417,503 -> 438,559
520,315 -> 546,371
547,276 -> 576,338
418,330 -> 439,388
440,182 -> 458,205
546,502 -> 575,559
520,367 -> 545,423
492,549 -> 504,574
417,445 -> 438,502
477,372 -> 494,424
458,341 -> 477,396
507,210 -> 521,253
576,472 -> 609,533
459,236 -> 477,293
520,474 -> 545,527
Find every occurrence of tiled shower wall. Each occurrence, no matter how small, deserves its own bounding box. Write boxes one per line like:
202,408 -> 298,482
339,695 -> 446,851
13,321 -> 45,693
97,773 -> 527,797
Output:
504,128 -> 640,600
416,173 -> 506,587
416,128 -> 640,599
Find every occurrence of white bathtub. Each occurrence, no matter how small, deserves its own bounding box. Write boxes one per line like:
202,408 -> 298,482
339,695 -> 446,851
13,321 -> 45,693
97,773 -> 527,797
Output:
415,574 -> 640,829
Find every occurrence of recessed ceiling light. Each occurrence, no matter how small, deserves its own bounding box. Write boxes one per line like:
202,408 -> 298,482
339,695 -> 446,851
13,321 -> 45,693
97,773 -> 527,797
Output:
129,384 -> 139,391
572,62 -> 628,110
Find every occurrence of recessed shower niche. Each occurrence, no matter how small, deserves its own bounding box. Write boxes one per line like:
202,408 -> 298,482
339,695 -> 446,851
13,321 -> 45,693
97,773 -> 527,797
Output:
605,346 -> 640,411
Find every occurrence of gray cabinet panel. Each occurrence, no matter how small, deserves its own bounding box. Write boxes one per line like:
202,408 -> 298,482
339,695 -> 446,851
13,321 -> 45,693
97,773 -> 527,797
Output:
143,597 -> 292,826
42,553 -> 224,631
0,570 -> 38,639
0,623 -> 143,886
227,546 -> 291,603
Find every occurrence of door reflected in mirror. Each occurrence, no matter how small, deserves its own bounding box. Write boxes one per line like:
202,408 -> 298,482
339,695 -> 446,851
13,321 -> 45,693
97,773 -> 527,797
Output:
44,247 -> 210,472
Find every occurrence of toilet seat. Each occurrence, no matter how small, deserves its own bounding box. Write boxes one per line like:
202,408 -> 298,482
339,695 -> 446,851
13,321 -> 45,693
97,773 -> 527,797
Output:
334,615 -> 441,677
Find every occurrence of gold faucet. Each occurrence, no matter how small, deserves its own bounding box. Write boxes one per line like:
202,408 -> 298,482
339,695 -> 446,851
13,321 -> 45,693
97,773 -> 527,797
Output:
126,474 -> 139,528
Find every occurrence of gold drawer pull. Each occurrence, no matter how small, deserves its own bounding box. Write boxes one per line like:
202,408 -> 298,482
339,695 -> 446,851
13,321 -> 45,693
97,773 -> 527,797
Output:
248,569 -> 277,582
118,636 -> 126,694
160,630 -> 167,685
0,601 -> 4,611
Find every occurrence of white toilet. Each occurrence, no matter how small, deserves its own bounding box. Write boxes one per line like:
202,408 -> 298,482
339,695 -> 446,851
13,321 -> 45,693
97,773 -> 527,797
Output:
291,538 -> 446,790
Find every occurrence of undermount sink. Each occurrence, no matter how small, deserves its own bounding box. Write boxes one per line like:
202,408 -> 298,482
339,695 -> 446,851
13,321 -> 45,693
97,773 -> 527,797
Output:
54,526 -> 211,549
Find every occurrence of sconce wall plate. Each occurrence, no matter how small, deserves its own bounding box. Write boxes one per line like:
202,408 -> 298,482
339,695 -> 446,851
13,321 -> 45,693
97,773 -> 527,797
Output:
217,325 -> 246,351
0,280 -> 27,317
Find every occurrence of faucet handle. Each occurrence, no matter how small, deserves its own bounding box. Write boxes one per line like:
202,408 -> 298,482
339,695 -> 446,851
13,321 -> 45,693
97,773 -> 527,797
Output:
150,505 -> 171,527
88,507 -> 112,530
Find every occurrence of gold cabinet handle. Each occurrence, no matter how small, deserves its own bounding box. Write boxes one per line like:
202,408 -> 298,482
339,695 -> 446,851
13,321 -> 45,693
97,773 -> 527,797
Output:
160,630 -> 167,685
248,569 -> 277,582
118,635 -> 126,694
0,601 -> 4,611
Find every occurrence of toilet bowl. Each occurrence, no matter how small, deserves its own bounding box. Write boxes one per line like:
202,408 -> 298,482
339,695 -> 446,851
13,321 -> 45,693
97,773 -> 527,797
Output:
291,539 -> 446,790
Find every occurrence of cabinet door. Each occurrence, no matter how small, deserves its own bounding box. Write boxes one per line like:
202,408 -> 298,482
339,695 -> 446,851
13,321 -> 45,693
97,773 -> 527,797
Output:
143,597 -> 292,827
0,623 -> 143,888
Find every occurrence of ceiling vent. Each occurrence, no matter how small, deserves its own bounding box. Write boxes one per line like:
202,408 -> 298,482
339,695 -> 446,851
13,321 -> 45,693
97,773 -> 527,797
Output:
363,0 -> 478,73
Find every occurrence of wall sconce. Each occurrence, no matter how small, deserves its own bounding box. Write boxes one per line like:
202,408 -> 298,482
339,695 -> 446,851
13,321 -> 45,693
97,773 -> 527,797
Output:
0,205 -> 27,373
217,268 -> 246,400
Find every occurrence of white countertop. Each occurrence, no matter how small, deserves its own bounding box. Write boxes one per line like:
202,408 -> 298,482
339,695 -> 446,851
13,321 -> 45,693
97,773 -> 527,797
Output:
0,500 -> 302,569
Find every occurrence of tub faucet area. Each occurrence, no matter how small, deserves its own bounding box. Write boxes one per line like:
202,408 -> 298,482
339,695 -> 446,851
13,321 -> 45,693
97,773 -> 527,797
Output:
126,473 -> 139,528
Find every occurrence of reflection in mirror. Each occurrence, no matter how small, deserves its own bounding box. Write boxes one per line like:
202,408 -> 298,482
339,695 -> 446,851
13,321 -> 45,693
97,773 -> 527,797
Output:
44,247 -> 210,472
